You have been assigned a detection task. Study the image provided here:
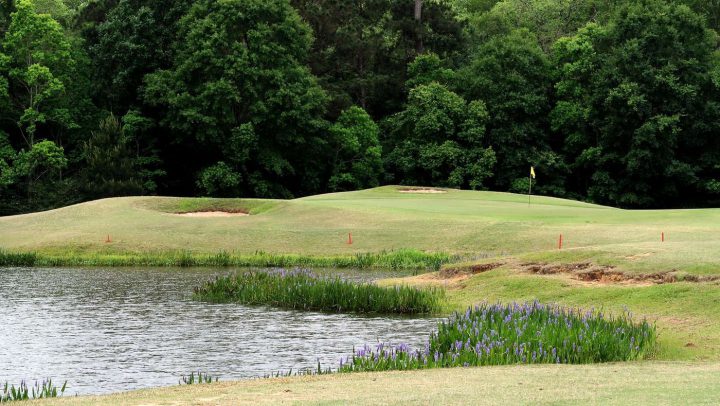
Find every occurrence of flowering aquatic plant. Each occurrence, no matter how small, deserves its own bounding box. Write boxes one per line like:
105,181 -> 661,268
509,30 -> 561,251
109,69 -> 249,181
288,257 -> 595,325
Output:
338,301 -> 656,372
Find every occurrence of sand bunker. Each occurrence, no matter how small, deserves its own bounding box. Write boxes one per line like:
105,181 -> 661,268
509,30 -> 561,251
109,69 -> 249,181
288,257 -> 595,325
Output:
397,188 -> 447,194
175,211 -> 249,217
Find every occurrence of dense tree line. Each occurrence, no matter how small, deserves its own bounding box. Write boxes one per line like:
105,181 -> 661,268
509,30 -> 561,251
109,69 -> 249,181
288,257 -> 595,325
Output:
0,0 -> 718,213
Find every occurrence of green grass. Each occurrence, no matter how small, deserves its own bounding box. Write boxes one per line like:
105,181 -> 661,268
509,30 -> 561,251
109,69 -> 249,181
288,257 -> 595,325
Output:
193,269 -> 444,314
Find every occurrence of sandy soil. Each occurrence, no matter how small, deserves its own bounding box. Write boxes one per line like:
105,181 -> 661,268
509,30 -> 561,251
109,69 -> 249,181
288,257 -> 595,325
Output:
174,211 -> 249,217
397,188 -> 447,194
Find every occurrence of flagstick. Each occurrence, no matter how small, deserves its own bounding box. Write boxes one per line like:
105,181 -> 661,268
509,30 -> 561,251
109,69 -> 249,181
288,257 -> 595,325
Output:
528,174 -> 532,207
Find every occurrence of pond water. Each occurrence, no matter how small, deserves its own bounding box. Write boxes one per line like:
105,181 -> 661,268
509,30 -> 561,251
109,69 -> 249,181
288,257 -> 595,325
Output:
0,267 -> 440,395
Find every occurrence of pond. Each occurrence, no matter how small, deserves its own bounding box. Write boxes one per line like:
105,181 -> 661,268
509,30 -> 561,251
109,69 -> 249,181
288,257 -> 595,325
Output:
0,267 -> 440,395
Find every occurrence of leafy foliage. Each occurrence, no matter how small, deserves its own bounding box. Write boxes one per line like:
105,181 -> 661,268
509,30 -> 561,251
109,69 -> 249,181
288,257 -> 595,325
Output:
81,114 -> 143,197
144,0 -> 329,198
385,81 -> 496,189
552,1 -> 720,207
329,106 -> 383,191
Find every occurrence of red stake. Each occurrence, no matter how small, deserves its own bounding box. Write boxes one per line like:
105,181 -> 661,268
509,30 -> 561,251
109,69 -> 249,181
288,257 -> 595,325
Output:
661,232 -> 664,242
558,234 -> 563,250
348,233 -> 353,245
105,234 -> 112,243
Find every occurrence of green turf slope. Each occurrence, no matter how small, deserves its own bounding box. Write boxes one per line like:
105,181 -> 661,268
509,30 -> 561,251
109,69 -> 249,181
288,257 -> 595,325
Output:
1,186 -> 719,276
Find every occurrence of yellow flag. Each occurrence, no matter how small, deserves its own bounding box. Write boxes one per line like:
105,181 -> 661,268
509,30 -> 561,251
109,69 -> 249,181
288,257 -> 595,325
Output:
530,166 -> 536,179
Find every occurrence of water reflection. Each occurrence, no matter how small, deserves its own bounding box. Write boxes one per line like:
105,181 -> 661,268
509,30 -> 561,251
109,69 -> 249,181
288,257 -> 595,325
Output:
0,267 -> 439,395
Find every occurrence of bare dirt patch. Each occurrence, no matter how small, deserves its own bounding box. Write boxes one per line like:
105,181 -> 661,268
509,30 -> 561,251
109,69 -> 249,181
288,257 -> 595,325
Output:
440,262 -> 503,279
397,187 -> 447,194
519,262 -> 720,285
175,211 -> 249,217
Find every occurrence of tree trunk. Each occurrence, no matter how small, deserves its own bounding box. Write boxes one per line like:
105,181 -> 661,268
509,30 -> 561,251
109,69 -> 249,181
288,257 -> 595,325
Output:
414,0 -> 424,54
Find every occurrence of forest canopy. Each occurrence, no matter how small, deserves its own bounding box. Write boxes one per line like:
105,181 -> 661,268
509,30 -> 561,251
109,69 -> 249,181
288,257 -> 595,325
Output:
0,0 -> 719,213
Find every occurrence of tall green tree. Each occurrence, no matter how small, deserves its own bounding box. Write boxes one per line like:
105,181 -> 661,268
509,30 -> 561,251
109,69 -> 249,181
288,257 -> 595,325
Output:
468,0 -> 618,53
552,0 -> 720,207
458,28 -> 564,193
2,0 -> 76,147
291,0 -> 465,117
144,0 -> 329,198
384,81 -> 496,189
80,114 -> 143,197
88,0 -> 190,111
328,106 -> 383,191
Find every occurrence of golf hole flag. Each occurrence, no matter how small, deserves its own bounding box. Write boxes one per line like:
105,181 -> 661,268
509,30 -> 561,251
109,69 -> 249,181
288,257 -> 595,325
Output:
530,166 -> 536,179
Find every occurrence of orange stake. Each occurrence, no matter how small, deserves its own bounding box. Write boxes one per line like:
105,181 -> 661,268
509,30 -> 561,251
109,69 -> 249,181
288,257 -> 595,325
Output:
348,233 -> 353,245
105,234 -> 112,243
662,232 -> 664,242
558,234 -> 563,250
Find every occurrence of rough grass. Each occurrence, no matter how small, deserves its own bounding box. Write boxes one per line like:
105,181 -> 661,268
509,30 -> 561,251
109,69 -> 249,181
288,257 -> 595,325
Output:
0,248 -> 455,270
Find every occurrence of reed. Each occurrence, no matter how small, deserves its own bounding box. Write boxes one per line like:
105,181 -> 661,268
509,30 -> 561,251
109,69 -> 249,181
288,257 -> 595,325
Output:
0,249 -> 457,271
0,379 -> 66,402
338,301 -> 656,372
193,269 -> 445,314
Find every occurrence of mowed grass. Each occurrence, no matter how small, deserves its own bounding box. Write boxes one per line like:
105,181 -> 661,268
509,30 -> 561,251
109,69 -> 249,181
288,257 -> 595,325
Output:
35,362 -> 720,405
1,186 -> 720,276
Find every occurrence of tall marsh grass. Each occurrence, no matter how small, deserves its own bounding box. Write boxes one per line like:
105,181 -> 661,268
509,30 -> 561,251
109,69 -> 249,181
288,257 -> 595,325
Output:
338,301 -> 656,372
193,269 -> 445,314
0,249 -> 456,271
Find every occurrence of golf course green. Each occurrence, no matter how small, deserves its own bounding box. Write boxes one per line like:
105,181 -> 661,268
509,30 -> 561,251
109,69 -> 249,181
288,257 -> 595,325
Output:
4,185 -> 720,404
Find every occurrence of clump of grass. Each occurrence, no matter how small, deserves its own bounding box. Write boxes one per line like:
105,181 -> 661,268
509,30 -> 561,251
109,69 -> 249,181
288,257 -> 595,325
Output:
193,269 -> 445,314
179,372 -> 218,385
338,301 -> 656,372
1,379 -> 66,402
0,249 -> 458,271
0,250 -> 37,267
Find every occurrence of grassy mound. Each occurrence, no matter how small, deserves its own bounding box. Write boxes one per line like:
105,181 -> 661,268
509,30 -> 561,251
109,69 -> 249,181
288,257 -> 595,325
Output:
339,302 -> 655,372
193,269 -> 445,314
